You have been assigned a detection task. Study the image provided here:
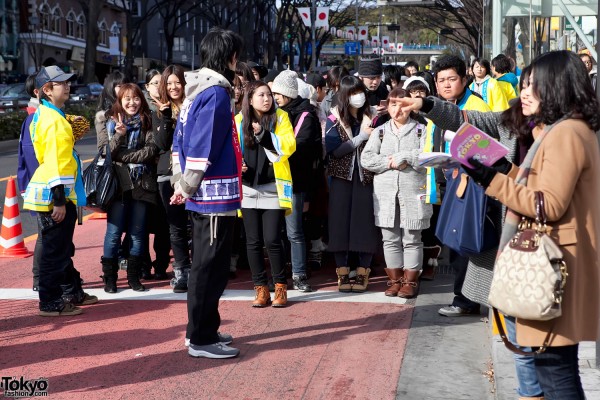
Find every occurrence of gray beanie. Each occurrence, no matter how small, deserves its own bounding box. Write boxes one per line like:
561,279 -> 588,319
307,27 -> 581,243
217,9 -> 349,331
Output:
271,70 -> 299,99
358,58 -> 383,77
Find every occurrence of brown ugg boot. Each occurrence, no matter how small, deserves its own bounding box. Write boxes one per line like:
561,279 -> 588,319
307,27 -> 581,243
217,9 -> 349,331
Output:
352,267 -> 371,293
384,268 -> 404,296
336,267 -> 352,292
272,283 -> 288,307
398,269 -> 420,298
252,285 -> 271,307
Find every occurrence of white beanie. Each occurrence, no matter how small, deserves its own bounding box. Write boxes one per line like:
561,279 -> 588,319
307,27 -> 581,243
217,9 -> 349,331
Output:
272,70 -> 299,99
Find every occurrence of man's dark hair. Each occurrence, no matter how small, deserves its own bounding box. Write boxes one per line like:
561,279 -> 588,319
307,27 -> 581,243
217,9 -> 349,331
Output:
529,50 -> 600,130
383,65 -> 404,88
432,55 -> 467,78
404,60 -> 419,71
200,28 -> 244,74
471,58 -> 491,76
25,74 -> 37,98
491,54 -> 513,74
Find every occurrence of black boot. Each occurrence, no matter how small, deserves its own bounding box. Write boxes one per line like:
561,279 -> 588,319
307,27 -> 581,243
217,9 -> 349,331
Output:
100,257 -> 118,293
127,256 -> 146,292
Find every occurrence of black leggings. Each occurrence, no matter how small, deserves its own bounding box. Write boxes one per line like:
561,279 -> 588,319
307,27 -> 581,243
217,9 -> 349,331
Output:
241,208 -> 286,285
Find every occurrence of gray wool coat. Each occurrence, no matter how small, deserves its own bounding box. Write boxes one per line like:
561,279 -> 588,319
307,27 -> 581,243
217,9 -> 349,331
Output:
423,98 -> 517,306
361,118 -> 432,230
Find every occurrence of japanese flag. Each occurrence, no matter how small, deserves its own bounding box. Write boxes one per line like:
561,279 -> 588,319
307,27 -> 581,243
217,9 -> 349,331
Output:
389,43 -> 396,51
315,7 -> 329,28
345,27 -> 355,40
382,36 -> 390,48
358,26 -> 368,40
397,43 -> 404,53
297,7 -> 311,27
371,36 -> 380,47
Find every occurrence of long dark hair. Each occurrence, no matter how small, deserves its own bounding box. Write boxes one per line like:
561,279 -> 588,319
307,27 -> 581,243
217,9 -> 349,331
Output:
107,83 -> 152,133
159,64 -> 186,118
336,76 -> 372,127
500,65 -> 534,147
529,50 -> 600,130
98,71 -> 130,111
241,80 -> 276,149
326,66 -> 350,92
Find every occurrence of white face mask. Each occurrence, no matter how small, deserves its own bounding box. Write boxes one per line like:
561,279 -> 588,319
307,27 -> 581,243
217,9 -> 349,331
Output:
349,92 -> 366,109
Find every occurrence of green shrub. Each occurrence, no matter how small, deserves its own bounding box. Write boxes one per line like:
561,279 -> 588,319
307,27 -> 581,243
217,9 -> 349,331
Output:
0,103 -> 97,142
0,110 -> 28,141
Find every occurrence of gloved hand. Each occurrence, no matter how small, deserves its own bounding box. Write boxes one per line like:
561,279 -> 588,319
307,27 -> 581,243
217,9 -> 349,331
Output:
490,156 -> 513,175
463,158 -> 498,188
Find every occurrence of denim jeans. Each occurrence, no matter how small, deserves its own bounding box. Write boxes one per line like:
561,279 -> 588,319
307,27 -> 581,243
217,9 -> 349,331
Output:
504,316 -> 543,397
534,344 -> 585,400
103,197 -> 148,259
285,192 -> 307,278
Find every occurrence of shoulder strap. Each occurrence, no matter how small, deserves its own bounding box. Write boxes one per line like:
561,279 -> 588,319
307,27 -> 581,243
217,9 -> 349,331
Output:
294,111 -> 310,137
492,308 -> 553,356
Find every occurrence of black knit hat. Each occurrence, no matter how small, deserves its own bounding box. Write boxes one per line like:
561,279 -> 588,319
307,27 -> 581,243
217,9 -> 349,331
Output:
358,58 -> 383,77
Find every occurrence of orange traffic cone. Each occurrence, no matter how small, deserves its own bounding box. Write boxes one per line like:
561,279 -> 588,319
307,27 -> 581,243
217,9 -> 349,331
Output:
0,177 -> 33,258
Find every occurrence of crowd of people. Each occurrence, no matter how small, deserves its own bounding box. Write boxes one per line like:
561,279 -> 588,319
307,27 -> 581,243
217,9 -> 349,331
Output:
18,26 -> 600,398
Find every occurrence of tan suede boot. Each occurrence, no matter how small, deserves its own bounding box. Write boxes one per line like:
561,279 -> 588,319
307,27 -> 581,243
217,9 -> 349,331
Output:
398,269 -> 420,298
252,285 -> 271,307
336,267 -> 352,292
384,268 -> 404,296
272,283 -> 288,307
352,267 -> 371,292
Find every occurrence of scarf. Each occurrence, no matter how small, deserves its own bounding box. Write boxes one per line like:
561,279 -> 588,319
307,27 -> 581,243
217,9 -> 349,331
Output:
497,120 -> 562,253
108,113 -> 146,183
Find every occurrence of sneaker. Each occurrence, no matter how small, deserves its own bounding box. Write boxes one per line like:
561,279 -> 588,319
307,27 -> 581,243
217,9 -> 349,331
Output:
185,332 -> 233,347
39,302 -> 83,317
172,280 -> 188,293
293,276 -> 313,292
438,305 -> 480,317
188,342 -> 240,359
75,293 -> 99,306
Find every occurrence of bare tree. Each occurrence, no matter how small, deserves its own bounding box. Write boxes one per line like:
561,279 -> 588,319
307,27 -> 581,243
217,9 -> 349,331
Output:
77,0 -> 102,83
405,0 -> 484,58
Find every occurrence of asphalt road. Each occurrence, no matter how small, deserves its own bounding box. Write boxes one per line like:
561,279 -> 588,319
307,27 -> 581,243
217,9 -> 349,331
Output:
0,130 -> 100,239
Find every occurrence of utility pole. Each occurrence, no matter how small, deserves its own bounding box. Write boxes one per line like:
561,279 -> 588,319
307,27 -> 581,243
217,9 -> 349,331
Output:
310,0 -> 317,71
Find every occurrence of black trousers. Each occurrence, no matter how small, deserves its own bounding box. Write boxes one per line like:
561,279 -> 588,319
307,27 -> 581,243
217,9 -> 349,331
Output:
158,181 -> 191,269
186,213 -> 235,346
450,253 -> 479,311
37,202 -> 77,306
241,208 -> 286,286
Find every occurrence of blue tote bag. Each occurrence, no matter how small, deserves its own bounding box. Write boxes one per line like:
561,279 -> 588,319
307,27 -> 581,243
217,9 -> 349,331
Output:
435,168 -> 499,256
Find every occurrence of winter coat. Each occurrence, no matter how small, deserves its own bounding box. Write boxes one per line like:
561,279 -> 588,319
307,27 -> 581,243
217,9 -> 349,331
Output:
173,67 -> 242,214
279,97 -> 321,196
366,82 -> 389,106
235,108 -> 296,211
361,118 -> 432,230
425,98 -> 600,347
152,107 -> 176,177
468,75 -> 510,112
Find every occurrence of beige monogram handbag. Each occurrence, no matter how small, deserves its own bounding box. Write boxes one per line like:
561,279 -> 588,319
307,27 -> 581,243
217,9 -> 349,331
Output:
488,192 -> 568,321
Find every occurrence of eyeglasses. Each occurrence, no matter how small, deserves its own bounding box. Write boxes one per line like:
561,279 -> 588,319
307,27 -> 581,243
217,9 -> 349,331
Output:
409,90 -> 427,97
52,81 -> 72,87
436,76 -> 461,84
147,82 -> 160,87
234,83 -> 247,91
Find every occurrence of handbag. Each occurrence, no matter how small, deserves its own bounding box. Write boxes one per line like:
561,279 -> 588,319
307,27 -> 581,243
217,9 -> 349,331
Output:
435,168 -> 499,256
83,144 -> 118,212
488,191 -> 567,321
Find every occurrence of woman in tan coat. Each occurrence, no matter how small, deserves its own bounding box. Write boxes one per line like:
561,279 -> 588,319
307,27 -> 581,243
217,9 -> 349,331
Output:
398,50 -> 600,400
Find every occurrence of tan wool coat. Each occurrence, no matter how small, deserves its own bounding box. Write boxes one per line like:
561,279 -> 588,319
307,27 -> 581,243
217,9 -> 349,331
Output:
486,119 -> 600,347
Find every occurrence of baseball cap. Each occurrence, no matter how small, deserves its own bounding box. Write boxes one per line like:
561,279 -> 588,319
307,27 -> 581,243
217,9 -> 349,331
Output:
35,65 -> 76,89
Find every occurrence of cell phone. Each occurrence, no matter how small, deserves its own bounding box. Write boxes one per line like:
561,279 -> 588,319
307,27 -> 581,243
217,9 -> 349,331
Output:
379,100 -> 388,107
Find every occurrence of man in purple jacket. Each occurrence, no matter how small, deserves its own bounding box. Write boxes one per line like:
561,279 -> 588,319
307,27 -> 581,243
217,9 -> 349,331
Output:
171,28 -> 244,359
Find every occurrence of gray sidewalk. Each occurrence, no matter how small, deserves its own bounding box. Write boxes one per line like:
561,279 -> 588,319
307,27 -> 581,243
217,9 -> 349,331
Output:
398,270 -> 600,400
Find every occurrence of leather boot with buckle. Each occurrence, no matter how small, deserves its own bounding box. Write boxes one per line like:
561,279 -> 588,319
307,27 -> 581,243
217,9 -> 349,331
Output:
352,267 -> 371,293
336,267 -> 352,292
384,268 -> 404,296
272,283 -> 288,307
252,285 -> 271,307
398,269 -> 420,298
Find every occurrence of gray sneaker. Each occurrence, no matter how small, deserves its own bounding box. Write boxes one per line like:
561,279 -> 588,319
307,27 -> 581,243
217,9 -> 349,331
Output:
438,305 -> 480,317
185,332 -> 233,347
188,342 -> 240,359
